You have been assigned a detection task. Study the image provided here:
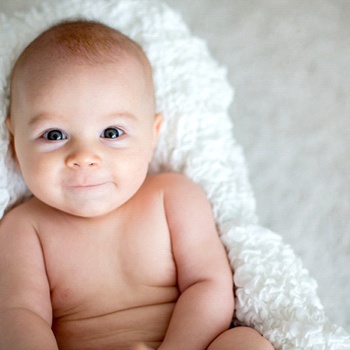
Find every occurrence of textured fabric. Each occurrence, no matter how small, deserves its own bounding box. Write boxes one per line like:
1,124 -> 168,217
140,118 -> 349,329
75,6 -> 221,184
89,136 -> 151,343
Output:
0,0 -> 349,348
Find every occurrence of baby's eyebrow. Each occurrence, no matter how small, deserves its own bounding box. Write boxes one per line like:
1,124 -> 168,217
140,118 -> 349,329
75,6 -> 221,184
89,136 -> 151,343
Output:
28,112 -> 137,127
28,113 -> 60,127
103,112 -> 137,122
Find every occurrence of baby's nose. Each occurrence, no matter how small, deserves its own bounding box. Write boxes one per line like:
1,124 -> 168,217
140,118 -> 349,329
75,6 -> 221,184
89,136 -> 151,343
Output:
65,150 -> 101,169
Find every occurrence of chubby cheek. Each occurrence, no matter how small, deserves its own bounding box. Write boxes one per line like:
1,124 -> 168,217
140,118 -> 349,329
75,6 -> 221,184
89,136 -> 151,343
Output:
108,146 -> 152,195
114,150 -> 150,182
16,149 -> 60,194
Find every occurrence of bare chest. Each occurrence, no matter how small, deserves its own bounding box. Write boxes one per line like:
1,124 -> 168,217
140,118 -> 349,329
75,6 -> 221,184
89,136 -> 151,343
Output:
37,198 -> 177,320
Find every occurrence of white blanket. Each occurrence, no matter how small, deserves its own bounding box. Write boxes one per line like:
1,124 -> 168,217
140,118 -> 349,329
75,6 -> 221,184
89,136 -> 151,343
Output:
0,0 -> 349,348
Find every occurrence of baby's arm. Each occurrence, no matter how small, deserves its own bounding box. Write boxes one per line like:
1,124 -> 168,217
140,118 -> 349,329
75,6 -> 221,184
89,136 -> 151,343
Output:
159,174 -> 234,350
0,207 -> 58,349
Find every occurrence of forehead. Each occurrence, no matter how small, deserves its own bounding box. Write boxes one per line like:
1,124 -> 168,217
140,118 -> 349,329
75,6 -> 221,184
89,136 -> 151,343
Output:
9,57 -> 155,131
18,52 -> 145,88
13,56 -> 149,110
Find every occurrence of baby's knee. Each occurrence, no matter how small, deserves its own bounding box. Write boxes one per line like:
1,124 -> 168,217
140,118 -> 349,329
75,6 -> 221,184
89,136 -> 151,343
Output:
235,327 -> 273,349
208,326 -> 274,350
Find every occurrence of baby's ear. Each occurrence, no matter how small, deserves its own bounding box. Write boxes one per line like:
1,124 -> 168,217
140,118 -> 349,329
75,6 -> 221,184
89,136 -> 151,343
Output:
5,117 -> 18,162
152,113 -> 163,147
6,117 -> 13,134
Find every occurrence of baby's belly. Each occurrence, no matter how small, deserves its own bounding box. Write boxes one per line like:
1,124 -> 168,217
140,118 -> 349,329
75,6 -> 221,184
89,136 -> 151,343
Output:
53,301 -> 175,350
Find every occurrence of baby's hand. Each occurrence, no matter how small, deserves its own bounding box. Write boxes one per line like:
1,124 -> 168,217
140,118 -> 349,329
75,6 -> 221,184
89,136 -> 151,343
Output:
131,343 -> 154,350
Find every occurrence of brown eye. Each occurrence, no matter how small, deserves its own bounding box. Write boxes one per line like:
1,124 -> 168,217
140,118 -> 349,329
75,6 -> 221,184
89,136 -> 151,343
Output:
101,127 -> 124,139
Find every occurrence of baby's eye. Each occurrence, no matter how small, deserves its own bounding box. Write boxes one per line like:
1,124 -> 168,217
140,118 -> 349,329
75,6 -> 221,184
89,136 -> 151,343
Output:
101,127 -> 124,139
42,129 -> 67,141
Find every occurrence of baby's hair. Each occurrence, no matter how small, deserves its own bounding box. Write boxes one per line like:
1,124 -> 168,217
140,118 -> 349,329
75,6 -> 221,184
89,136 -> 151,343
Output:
12,19 -> 151,77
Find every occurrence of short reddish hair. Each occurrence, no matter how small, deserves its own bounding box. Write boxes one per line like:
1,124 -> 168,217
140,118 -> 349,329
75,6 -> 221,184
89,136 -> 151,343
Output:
12,19 -> 151,78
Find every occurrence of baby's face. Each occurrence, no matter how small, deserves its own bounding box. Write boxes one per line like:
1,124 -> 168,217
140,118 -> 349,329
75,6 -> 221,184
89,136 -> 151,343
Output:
9,57 -> 161,217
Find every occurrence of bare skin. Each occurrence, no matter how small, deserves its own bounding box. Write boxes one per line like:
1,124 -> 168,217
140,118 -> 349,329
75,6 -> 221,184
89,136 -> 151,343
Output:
0,21 -> 273,350
0,174 -> 273,350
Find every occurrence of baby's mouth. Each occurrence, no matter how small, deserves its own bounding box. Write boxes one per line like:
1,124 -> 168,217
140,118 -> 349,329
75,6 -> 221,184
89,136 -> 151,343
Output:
69,183 -> 104,188
66,178 -> 110,189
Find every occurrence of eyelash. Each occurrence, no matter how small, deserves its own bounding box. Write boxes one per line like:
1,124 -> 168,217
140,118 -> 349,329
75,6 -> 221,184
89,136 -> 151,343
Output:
41,127 -> 125,141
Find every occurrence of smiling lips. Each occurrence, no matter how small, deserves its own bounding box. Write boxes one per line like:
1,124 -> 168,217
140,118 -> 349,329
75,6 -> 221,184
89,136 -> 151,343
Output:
66,183 -> 110,197
69,183 -> 104,188
66,179 -> 110,189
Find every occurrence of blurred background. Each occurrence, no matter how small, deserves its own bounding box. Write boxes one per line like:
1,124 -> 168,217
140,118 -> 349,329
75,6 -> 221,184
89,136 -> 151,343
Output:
1,0 -> 349,332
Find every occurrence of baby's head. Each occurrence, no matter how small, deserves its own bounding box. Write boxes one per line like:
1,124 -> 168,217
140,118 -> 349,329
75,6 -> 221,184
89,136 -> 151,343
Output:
8,20 -> 162,217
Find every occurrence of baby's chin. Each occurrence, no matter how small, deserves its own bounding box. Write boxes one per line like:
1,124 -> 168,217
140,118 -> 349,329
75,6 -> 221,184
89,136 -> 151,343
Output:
34,186 -> 129,218
57,199 -> 124,218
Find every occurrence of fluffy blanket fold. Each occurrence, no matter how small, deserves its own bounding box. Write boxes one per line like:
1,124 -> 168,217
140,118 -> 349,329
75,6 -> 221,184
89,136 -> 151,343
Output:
0,0 -> 349,348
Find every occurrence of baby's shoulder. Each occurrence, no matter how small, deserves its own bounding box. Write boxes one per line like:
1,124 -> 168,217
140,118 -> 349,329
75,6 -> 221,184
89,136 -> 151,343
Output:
145,172 -> 199,192
144,172 -> 207,203
0,197 -> 49,230
1,197 -> 34,223
0,198 -> 42,253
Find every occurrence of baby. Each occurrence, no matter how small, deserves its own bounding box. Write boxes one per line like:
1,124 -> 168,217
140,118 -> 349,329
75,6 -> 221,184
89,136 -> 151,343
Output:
0,20 -> 273,350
